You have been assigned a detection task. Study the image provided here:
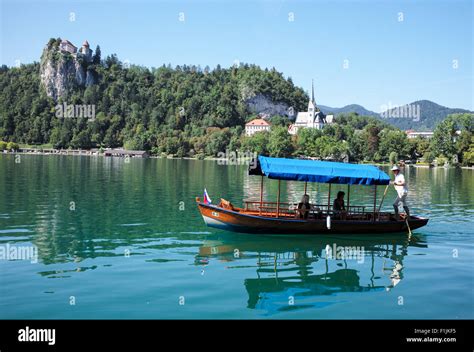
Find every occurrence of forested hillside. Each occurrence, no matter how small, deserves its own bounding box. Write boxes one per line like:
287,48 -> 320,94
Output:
0,38 -> 307,155
1,38 -> 473,165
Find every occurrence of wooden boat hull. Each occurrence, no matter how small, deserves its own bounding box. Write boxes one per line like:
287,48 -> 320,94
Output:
197,202 -> 429,235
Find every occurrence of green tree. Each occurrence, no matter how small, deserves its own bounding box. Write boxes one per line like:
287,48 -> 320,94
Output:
313,135 -> 348,160
389,151 -> 398,165
241,131 -> 269,155
456,130 -> 472,163
296,128 -> 322,156
362,123 -> 382,161
423,151 -> 435,163
204,128 -> 231,156
461,135 -> 474,166
70,130 -> 92,149
431,119 -> 456,158
269,115 -> 291,127
93,45 -> 101,65
348,130 -> 366,162
378,129 -> 410,161
409,136 -> 430,160
268,126 -> 293,157
6,141 -> 19,150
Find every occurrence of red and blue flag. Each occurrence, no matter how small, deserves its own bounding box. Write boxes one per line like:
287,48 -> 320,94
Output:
203,188 -> 212,204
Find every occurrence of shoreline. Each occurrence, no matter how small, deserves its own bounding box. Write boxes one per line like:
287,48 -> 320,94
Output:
3,149 -> 473,169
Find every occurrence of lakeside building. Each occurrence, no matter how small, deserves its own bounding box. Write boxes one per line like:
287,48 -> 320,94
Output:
103,149 -> 149,158
405,130 -> 434,139
288,81 -> 334,135
245,119 -> 271,136
405,130 -> 463,142
17,148 -> 148,158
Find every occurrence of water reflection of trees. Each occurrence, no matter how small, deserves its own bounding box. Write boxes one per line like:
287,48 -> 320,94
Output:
5,156 -> 216,265
196,234 -> 427,314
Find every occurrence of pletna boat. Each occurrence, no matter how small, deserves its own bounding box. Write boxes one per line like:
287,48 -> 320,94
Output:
196,156 -> 429,234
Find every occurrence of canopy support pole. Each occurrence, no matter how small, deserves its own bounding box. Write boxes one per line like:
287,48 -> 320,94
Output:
347,184 -> 350,214
259,175 -> 264,215
377,184 -> 390,214
304,181 -> 307,194
373,185 -> 377,222
327,183 -> 332,214
276,180 -> 281,218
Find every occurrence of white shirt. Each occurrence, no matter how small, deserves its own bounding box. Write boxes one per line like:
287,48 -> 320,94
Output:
394,173 -> 408,197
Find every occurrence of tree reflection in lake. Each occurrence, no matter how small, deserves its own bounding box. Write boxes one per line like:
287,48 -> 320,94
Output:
196,233 -> 427,314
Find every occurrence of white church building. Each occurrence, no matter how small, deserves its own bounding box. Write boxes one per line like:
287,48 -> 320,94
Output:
288,81 -> 333,135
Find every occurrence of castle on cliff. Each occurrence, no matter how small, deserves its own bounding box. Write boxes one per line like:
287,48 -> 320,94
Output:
59,39 -> 93,62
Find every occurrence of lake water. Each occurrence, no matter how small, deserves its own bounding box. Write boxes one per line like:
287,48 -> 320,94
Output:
0,155 -> 473,319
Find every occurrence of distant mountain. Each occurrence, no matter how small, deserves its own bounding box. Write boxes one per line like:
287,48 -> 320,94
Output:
378,100 -> 472,131
319,104 -> 379,117
319,100 -> 472,131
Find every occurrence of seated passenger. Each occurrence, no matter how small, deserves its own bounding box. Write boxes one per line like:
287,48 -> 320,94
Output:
333,191 -> 346,219
297,194 -> 311,219
313,206 -> 322,219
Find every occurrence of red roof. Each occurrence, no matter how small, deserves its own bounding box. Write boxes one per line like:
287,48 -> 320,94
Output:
60,39 -> 77,48
82,40 -> 90,47
245,119 -> 271,126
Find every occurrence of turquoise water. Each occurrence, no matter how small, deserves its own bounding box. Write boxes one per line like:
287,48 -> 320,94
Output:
0,155 -> 473,319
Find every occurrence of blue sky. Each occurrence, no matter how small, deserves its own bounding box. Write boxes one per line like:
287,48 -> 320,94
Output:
1,0 -> 472,111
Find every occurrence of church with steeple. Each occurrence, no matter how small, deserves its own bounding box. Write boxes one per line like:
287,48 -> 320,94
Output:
288,80 -> 333,135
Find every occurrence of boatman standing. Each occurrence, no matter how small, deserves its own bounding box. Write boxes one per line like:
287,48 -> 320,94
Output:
391,165 -> 410,220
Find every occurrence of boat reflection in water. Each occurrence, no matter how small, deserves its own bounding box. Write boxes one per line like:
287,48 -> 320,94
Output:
196,233 -> 427,314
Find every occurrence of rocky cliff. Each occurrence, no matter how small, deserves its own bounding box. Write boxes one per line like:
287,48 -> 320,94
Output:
40,39 -> 97,101
239,85 -> 293,118
245,94 -> 292,117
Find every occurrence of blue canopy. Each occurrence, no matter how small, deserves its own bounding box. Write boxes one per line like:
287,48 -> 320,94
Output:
255,156 -> 390,186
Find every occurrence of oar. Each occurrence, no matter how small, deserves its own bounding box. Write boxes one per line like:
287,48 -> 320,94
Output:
377,184 -> 390,213
405,217 -> 412,237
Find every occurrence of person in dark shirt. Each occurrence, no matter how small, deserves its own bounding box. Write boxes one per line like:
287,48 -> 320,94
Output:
297,194 -> 311,219
333,191 -> 346,219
